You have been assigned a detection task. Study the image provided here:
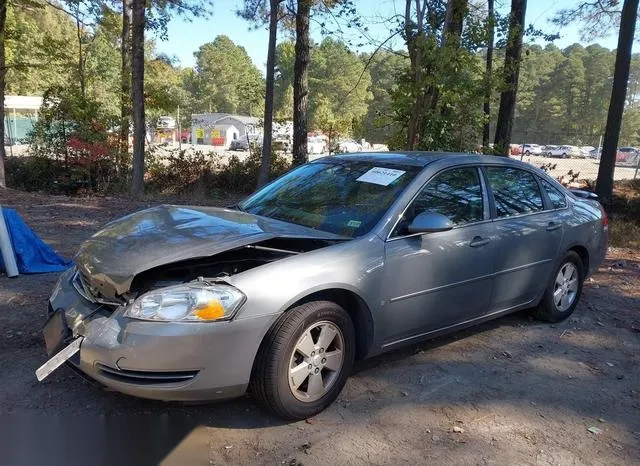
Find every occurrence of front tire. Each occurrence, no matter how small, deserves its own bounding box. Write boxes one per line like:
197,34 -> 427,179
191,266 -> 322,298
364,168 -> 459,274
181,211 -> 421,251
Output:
534,251 -> 584,322
251,301 -> 355,420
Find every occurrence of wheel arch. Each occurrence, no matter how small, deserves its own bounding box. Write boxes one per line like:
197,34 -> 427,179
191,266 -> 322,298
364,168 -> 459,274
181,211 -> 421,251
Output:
288,289 -> 374,361
568,244 -> 590,275
258,287 -> 374,362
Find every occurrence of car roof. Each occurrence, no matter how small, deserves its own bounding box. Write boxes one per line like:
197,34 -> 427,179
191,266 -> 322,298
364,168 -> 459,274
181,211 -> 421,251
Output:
318,151 -> 538,170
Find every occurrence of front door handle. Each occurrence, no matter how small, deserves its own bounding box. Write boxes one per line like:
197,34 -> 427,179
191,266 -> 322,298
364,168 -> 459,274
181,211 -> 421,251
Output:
469,236 -> 490,247
546,222 -> 562,231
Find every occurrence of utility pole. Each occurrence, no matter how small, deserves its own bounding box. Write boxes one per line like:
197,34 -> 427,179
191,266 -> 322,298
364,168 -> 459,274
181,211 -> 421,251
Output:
177,105 -> 181,151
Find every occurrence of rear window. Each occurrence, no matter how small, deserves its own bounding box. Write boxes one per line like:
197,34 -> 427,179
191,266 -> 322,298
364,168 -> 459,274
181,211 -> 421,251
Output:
486,167 -> 544,217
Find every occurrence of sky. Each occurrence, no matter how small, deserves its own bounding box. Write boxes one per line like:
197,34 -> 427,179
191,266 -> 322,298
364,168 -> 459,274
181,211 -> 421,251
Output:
154,0 -> 623,71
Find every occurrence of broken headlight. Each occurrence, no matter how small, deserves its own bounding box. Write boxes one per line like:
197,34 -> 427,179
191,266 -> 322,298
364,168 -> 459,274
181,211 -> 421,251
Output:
125,283 -> 245,322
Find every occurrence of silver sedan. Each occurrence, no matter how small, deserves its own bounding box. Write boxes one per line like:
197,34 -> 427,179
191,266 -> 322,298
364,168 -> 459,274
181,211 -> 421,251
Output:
37,152 -> 608,420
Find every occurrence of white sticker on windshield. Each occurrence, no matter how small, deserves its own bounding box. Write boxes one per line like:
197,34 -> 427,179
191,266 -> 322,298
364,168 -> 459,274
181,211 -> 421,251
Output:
356,167 -> 406,186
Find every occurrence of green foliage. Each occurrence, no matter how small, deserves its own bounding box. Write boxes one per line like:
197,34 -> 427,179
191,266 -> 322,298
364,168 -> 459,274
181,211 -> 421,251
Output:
359,51 -> 409,144
274,41 -> 295,121
193,35 -> 265,116
145,54 -> 189,121
392,33 -> 486,151
24,86 -> 119,192
308,38 -> 372,141
5,2 -> 76,94
510,43 -> 625,146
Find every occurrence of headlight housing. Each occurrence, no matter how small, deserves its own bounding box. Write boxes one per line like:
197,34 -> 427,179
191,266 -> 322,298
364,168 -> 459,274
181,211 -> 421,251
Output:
125,282 -> 245,322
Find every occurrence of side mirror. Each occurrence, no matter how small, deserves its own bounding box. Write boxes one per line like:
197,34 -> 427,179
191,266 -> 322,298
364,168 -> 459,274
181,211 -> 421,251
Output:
407,211 -> 454,234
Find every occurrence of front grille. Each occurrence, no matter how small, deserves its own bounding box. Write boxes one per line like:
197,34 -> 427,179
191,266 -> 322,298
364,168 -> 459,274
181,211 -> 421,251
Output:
95,363 -> 199,386
72,271 -> 122,308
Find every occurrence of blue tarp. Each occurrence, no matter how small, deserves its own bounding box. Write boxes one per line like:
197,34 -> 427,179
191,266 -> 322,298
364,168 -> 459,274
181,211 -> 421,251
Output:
0,208 -> 73,274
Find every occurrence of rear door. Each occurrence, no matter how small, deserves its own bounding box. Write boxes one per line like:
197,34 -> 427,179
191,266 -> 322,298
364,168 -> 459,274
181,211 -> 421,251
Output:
484,166 -> 565,312
382,167 -> 495,345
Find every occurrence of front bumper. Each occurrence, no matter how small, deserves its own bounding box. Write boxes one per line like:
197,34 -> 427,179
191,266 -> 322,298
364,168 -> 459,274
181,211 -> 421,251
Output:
47,269 -> 276,401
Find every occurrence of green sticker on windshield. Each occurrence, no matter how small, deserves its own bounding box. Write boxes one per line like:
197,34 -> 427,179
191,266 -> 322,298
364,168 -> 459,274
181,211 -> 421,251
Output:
347,220 -> 362,228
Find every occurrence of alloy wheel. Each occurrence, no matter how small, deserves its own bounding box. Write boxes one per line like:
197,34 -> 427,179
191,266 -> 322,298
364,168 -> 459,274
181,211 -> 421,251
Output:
553,262 -> 579,312
288,321 -> 345,402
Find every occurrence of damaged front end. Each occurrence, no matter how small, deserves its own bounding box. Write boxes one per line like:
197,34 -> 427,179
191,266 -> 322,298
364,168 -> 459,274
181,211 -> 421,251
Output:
37,205 -> 347,397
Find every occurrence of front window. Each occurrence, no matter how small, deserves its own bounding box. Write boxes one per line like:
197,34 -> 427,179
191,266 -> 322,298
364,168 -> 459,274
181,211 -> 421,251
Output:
240,161 -> 421,237
393,167 -> 484,236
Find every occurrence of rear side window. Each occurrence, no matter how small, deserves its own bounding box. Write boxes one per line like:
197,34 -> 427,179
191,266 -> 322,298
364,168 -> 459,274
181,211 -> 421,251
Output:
486,167 -> 543,217
541,179 -> 567,209
410,168 -> 484,226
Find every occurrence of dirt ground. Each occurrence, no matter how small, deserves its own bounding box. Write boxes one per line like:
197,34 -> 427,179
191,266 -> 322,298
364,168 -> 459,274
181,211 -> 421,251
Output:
1,189 -> 639,466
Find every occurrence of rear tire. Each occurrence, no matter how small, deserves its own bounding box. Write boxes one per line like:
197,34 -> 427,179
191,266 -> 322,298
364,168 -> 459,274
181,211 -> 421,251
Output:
251,301 -> 355,420
534,251 -> 584,322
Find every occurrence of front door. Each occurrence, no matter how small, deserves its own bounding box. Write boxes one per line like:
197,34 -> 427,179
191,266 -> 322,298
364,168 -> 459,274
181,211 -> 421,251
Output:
381,167 -> 495,346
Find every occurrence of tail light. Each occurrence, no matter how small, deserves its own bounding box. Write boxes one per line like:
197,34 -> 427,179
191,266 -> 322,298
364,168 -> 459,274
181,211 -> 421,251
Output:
600,205 -> 609,230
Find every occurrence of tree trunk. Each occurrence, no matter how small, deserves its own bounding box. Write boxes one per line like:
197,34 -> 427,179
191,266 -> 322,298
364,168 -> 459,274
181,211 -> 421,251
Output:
430,0 -> 468,112
75,16 -> 86,102
292,0 -> 311,166
0,0 -> 6,188
119,0 -> 131,172
405,0 -> 423,149
257,0 -> 279,188
482,0 -> 494,149
441,0 -> 467,48
596,0 -> 639,209
130,0 -> 145,197
493,0 -> 526,156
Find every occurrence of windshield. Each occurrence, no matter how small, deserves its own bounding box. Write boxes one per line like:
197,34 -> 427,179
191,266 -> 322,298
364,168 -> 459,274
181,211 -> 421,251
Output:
240,161 -> 421,237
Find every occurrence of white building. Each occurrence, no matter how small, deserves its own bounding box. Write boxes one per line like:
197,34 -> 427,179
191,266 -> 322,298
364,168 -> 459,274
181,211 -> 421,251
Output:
4,95 -> 43,144
191,113 -> 261,147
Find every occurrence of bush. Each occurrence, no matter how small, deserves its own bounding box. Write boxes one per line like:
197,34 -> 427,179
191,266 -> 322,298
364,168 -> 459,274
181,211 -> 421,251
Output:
144,146 -> 292,196
610,179 -> 640,248
214,150 -> 291,194
23,86 -> 119,193
145,146 -> 221,195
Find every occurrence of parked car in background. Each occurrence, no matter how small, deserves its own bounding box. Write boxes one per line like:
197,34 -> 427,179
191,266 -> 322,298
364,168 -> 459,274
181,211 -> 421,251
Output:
522,144 -> 543,156
547,145 -> 581,158
308,136 -> 328,155
588,148 -> 601,159
156,116 -> 176,129
335,139 -> 363,154
580,146 -> 596,156
617,147 -> 638,164
180,129 -> 191,144
229,138 -> 250,151
37,152 -> 608,420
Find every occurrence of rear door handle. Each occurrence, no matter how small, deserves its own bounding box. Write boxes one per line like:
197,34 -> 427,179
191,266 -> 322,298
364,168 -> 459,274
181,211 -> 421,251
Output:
546,222 -> 562,231
469,236 -> 490,247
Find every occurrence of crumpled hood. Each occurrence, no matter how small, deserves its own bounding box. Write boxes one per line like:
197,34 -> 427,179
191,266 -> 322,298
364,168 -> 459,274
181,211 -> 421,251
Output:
75,205 -> 344,298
